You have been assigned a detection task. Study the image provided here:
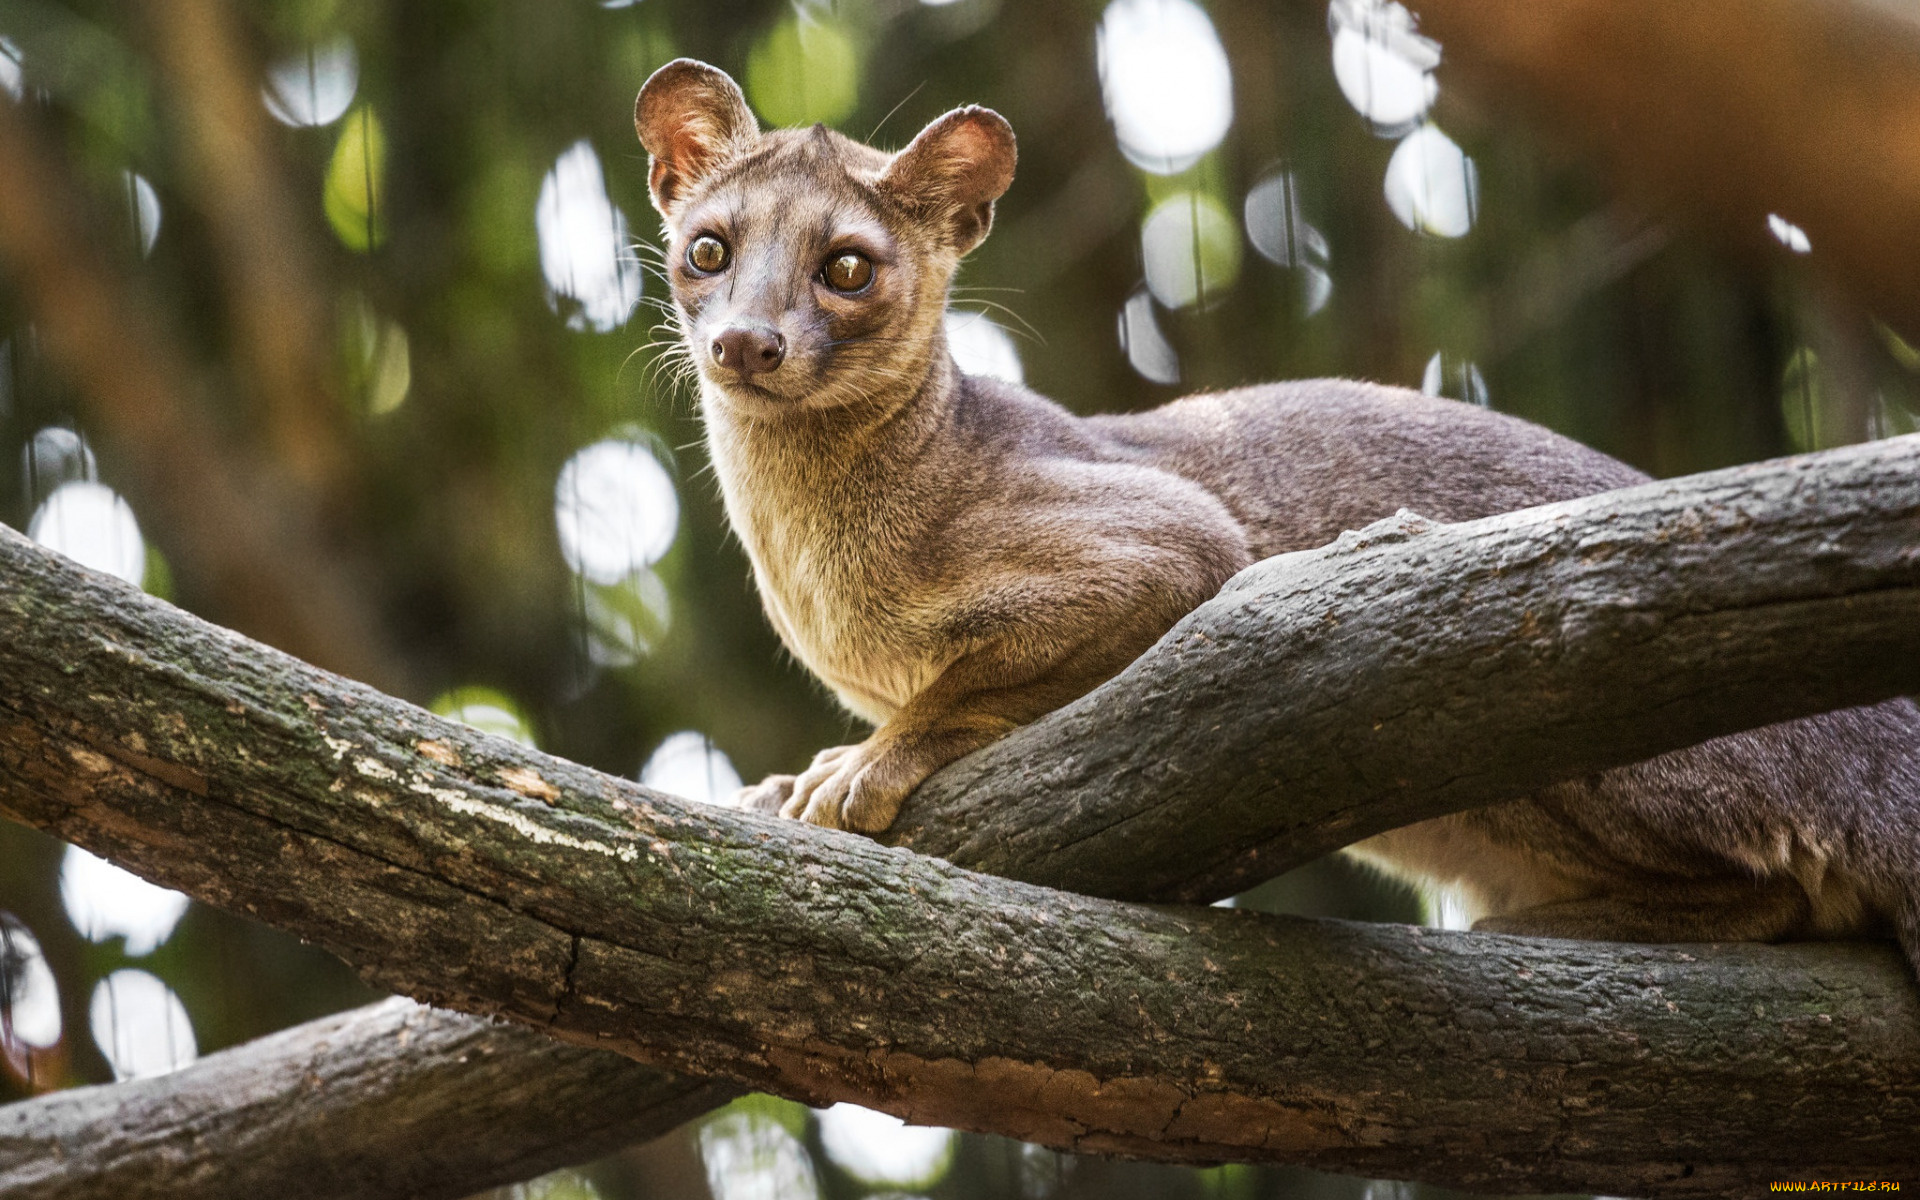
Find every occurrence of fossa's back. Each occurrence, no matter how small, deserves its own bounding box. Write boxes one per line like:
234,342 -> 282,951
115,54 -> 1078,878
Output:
1089,376 -> 1920,953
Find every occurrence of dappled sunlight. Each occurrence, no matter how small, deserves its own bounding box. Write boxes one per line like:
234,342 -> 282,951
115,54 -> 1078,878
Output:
1423,351 -> 1488,407
88,968 -> 195,1081
1118,286 -> 1180,384
816,1103 -> 956,1191
1141,191 -> 1242,310
59,845 -> 189,957
1329,0 -> 1439,136
28,480 -> 146,588
263,37 -> 359,128
700,1109 -> 820,1200
945,308 -> 1024,383
639,731 -> 743,804
1096,0 -> 1232,173
537,141 -> 644,334
1383,123 -> 1477,238
555,438 -> 679,584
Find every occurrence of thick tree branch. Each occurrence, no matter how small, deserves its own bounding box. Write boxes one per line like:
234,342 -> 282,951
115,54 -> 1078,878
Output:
0,998 -> 737,1200
2,440 -> 1919,1195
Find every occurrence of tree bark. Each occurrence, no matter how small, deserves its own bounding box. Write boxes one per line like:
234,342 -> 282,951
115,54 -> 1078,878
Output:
2,440 -> 1919,1195
0,998 -> 738,1200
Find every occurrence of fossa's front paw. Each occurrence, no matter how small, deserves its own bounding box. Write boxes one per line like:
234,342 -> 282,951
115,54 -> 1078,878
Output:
779,741 -> 916,832
728,774 -> 795,814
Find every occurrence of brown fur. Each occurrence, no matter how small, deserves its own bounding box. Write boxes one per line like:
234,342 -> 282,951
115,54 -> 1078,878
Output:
635,60 -> 1920,975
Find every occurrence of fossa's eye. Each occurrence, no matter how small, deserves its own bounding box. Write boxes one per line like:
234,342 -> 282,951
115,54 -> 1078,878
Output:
687,235 -> 729,274
822,252 -> 874,293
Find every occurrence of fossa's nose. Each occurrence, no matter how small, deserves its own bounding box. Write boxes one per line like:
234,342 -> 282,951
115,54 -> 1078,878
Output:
710,324 -> 786,376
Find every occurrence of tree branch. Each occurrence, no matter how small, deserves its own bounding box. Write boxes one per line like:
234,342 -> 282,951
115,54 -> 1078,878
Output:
2,440 -> 1919,1195
0,998 -> 737,1200
0,445 -> 1912,1190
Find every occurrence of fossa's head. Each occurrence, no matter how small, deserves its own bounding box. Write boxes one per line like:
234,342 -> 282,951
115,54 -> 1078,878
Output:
635,59 -> 1015,420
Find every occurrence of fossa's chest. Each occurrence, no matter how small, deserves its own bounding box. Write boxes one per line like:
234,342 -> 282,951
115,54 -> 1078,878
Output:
714,448 -> 947,723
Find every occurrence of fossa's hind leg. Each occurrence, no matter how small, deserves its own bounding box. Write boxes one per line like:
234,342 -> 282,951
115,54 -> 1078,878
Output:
1474,875 -> 1813,944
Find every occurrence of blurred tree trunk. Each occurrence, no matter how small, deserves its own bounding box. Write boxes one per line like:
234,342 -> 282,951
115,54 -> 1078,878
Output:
2,437 -> 1919,1198
1421,0 -> 1920,344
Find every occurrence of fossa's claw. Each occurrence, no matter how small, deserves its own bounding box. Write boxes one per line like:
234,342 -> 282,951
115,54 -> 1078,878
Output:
728,775 -> 794,814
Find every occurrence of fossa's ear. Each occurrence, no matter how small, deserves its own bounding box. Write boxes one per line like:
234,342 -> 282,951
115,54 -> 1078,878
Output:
877,106 -> 1016,254
635,59 -> 758,218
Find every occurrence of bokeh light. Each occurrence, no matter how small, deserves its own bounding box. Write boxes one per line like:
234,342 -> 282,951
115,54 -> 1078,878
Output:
0,36 -> 22,100
1328,0 -> 1439,135
699,1109 -> 820,1200
21,425 -> 96,502
341,296 -> 413,415
1096,0 -> 1233,173
1245,171 -> 1333,316
122,172 -> 162,257
640,731 -> 743,805
537,140 -> 645,333
88,968 -> 196,1081
816,1103 -> 957,1190
263,37 -> 360,128
1781,347 -> 1830,452
60,845 -> 190,956
945,309 -> 1024,384
0,914 -> 61,1051
28,480 -> 147,587
1383,124 -> 1478,238
325,105 -> 387,251
1768,213 -> 1812,254
555,438 -> 679,584
746,14 -> 861,129
1118,287 -> 1180,384
1018,1143 -> 1076,1198
582,572 -> 673,666
1422,351 -> 1488,407
505,1167 -> 604,1199
1141,191 -> 1243,309
1425,887 -> 1473,932
432,686 -> 538,747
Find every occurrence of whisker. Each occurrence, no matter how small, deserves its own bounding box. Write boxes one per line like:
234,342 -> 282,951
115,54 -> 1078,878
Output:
865,80 -> 928,145
948,298 -> 1044,344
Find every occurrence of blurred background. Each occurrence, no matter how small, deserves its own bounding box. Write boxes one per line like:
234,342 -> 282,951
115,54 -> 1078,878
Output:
1,0 -> 1915,1196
